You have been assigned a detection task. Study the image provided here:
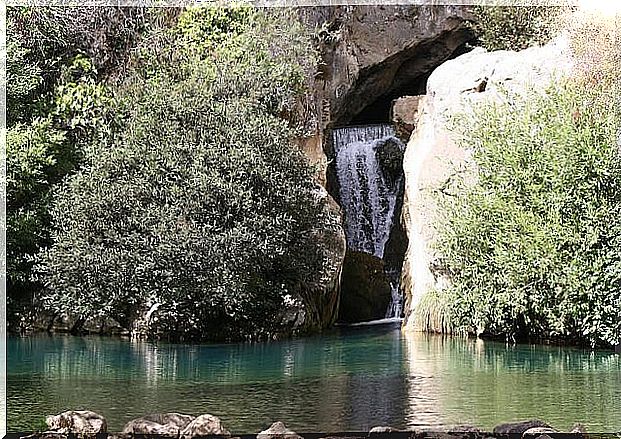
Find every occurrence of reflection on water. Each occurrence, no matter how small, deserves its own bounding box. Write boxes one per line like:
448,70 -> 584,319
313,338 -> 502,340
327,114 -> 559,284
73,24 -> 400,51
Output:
7,326 -> 621,433
402,332 -> 621,431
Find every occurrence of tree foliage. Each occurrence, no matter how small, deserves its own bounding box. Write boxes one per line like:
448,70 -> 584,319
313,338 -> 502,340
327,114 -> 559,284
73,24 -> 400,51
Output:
36,7 -> 338,341
468,6 -> 568,52
437,80 -> 621,348
6,7 -> 165,328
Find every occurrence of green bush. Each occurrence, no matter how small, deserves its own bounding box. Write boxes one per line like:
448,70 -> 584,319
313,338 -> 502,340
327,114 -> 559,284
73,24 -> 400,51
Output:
36,8 -> 336,341
437,79 -> 621,348
468,6 -> 568,52
6,7 -> 155,329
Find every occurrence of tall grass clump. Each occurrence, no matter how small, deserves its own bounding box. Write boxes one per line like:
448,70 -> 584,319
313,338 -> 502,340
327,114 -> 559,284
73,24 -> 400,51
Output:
414,290 -> 456,335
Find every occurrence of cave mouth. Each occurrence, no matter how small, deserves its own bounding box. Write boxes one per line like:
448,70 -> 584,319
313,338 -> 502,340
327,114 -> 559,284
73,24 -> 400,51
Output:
349,72 -> 430,125
346,41 -> 473,126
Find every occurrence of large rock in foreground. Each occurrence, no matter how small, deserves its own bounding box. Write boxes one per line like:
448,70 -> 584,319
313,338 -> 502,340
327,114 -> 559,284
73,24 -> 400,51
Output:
257,421 -> 302,439
180,414 -> 231,438
121,413 -> 195,436
493,420 -> 553,435
400,37 -> 574,331
45,410 -> 107,434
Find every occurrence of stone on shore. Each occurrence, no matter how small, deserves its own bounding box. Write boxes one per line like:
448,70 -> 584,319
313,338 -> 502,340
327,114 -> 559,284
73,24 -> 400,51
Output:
122,413 -> 195,436
257,421 -> 303,439
493,420 -> 553,435
45,410 -> 107,434
180,414 -> 231,437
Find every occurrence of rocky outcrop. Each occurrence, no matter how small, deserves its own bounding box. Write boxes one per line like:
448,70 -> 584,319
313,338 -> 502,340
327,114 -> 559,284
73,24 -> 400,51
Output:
45,410 -> 107,434
338,251 -> 392,323
257,421 -> 302,439
121,413 -> 195,436
401,37 -> 574,331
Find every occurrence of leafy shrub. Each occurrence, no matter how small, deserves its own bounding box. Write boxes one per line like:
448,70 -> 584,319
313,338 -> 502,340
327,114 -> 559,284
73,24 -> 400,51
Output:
36,7 -> 337,341
437,79 -> 621,348
468,6 -> 568,51
6,7 -> 156,329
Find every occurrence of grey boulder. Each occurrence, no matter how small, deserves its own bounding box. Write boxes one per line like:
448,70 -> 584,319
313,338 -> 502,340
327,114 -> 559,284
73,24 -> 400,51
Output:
45,410 -> 107,434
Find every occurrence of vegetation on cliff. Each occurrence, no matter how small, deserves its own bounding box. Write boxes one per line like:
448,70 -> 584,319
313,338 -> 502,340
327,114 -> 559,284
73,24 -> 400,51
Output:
468,6 -> 568,51
434,11 -> 621,349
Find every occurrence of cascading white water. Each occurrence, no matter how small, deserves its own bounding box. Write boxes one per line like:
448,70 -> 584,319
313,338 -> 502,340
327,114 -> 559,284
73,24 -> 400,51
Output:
333,124 -> 405,318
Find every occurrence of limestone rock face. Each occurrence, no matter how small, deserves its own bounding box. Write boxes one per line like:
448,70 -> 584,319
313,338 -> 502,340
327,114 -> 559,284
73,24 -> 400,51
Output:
45,410 -> 107,434
391,95 -> 425,143
301,5 -> 473,127
400,37 -> 574,330
338,251 -> 392,323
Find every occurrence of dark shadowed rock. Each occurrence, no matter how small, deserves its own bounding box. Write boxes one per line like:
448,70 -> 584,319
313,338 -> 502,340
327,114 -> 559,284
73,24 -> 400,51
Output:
257,421 -> 303,439
281,188 -> 346,333
45,410 -> 107,434
338,250 -> 392,323
493,420 -> 553,435
122,413 -> 195,436
180,414 -> 231,438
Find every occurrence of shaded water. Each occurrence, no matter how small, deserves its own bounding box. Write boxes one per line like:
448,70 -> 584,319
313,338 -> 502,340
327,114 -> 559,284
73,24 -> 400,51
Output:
7,326 -> 621,433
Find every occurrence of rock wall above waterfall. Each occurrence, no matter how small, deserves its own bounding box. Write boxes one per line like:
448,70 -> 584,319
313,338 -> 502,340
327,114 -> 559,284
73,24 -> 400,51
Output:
401,37 -> 574,331
300,5 -> 474,128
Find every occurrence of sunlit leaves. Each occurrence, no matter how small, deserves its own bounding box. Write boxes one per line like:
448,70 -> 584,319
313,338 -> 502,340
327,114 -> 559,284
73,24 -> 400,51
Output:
438,80 -> 621,348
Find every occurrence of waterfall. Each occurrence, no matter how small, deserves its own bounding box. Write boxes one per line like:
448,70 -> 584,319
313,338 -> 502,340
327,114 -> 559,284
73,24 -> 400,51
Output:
333,124 -> 405,318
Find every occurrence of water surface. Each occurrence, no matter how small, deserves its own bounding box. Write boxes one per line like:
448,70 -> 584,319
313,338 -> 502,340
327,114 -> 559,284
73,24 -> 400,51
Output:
7,324 -> 621,432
